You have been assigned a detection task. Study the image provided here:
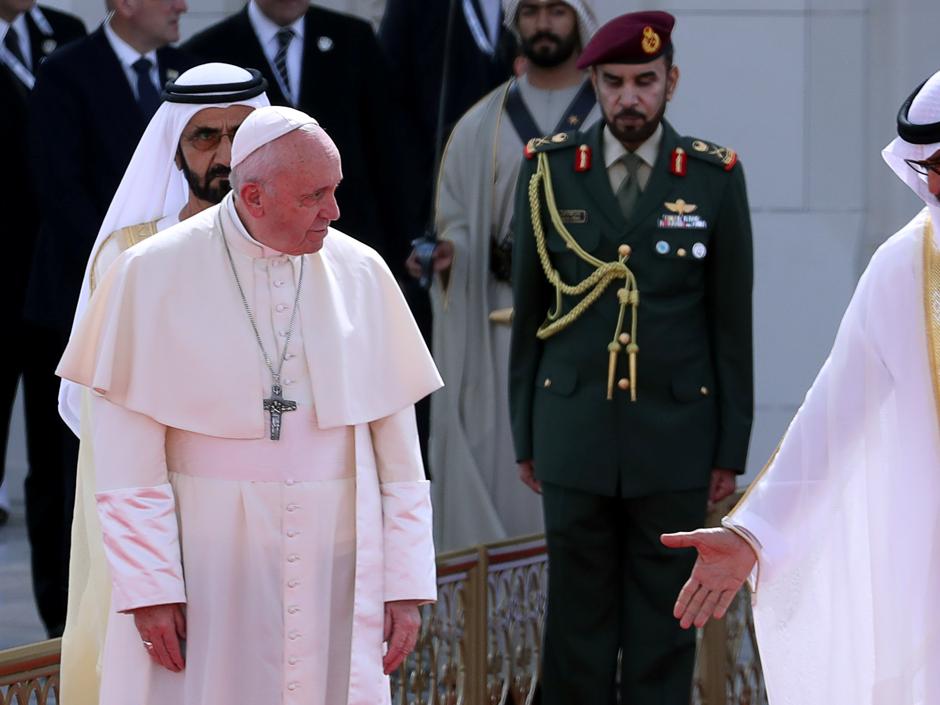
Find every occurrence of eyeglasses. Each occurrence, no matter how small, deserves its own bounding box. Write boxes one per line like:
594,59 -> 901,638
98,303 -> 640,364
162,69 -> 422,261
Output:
904,158 -> 940,177
182,126 -> 240,152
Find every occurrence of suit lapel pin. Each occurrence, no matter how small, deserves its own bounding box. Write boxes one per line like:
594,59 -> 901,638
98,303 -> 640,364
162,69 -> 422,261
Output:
166,68 -> 179,80
317,36 -> 334,52
41,38 -> 57,55
574,144 -> 592,172
670,147 -> 686,176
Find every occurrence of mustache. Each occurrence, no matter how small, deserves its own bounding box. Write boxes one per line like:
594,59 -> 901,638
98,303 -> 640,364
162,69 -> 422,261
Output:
528,31 -> 562,45
207,165 -> 231,181
614,108 -> 647,121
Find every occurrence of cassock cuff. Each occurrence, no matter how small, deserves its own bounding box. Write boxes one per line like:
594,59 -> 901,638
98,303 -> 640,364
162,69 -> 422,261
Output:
96,483 -> 187,612
381,480 -> 437,602
721,514 -> 770,601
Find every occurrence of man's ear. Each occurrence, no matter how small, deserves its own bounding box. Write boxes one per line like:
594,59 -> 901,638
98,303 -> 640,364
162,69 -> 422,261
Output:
239,183 -> 265,217
666,64 -> 680,102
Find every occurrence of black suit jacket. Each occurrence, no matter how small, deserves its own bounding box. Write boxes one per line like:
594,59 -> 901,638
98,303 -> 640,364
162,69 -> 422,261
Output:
184,6 -> 410,269
378,0 -> 516,230
2,7 -> 85,317
24,27 -> 194,331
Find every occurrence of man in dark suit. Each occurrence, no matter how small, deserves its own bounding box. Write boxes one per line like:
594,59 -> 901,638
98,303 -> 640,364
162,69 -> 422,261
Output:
509,12 -> 754,703
184,0 -> 409,270
22,0 -> 192,637
1,0 -> 84,625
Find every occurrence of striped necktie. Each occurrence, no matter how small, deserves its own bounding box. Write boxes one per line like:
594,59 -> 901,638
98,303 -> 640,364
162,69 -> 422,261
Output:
274,27 -> 294,103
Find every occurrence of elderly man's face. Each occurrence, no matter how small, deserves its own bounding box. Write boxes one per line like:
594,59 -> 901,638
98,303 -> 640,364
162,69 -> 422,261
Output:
516,1 -> 579,68
592,57 -> 679,147
118,0 -> 187,46
928,148 -> 940,200
254,0 -> 307,26
251,130 -> 342,255
176,105 -> 254,206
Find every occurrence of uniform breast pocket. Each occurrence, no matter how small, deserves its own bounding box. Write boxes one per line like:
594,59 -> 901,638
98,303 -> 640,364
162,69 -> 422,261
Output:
648,233 -> 710,291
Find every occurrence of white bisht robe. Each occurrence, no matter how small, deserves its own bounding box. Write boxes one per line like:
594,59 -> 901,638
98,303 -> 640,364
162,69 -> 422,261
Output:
430,76 -> 599,551
724,207 -> 940,704
58,195 -> 443,705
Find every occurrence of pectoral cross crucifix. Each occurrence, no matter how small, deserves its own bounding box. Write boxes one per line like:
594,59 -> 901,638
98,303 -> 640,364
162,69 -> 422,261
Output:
263,383 -> 297,441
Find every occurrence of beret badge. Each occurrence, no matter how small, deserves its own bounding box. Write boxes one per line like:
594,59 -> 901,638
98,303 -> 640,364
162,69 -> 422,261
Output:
641,26 -> 661,55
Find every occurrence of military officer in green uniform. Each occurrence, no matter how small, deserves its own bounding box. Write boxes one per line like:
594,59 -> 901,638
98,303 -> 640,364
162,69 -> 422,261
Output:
509,11 -> 753,703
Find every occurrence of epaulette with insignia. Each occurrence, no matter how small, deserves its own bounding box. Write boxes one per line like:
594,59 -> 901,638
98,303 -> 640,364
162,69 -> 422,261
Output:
679,137 -> 738,171
524,131 -> 578,160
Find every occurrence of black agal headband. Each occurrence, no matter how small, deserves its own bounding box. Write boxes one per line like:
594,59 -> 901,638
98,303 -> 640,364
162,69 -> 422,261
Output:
162,68 -> 267,104
897,78 -> 940,145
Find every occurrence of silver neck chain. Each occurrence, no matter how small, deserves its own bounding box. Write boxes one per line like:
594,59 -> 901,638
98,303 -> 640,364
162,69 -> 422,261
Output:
219,216 -> 305,385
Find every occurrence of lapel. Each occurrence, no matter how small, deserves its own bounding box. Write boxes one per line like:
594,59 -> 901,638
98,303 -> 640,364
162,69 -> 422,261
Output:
24,12 -> 50,69
235,7 -> 289,105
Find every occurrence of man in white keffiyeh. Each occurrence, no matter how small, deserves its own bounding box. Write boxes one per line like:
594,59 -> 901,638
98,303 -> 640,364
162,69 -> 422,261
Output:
663,70 -> 940,705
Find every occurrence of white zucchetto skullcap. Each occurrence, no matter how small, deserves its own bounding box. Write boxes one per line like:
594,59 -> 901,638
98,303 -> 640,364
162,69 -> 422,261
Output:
231,105 -> 320,169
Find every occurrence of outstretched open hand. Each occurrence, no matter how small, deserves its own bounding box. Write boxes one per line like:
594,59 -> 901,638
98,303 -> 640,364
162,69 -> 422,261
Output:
660,528 -> 757,629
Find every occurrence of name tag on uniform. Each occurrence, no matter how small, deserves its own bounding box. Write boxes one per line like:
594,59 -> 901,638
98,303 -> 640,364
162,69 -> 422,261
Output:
559,209 -> 588,224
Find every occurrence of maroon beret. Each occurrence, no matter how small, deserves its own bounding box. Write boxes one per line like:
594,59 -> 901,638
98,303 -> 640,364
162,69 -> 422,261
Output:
576,11 -> 675,69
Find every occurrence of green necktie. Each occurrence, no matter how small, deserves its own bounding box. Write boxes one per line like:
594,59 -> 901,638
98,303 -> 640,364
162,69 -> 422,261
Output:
616,152 -> 643,221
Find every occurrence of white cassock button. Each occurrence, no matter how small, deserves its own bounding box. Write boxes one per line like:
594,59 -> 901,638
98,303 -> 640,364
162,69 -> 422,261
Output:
286,503 -> 299,511
288,656 -> 299,665
278,330 -> 288,337
287,554 -> 300,563
287,682 -> 299,691
285,479 -> 296,486
276,303 -> 288,313
274,280 -> 285,287
287,530 -> 299,538
287,579 -> 299,588
285,352 -> 295,360
283,379 -> 295,385
287,606 -> 300,614
288,630 -> 301,640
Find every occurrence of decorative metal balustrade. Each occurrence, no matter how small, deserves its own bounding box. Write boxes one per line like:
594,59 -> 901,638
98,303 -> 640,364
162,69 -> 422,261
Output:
2,501 -> 766,705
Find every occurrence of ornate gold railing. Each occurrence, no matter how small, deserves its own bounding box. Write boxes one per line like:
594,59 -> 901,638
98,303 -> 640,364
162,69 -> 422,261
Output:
0,639 -> 60,705
1,501 -> 765,705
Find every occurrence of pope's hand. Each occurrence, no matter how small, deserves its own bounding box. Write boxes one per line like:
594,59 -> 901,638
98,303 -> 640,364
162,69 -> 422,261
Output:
660,528 -> 757,629
518,460 -> 541,494
130,603 -> 187,672
405,241 -> 455,279
383,599 -> 422,674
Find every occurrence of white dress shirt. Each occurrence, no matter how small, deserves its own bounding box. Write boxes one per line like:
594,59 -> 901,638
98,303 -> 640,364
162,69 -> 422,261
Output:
604,121 -> 663,193
103,17 -> 159,101
247,0 -> 305,106
1,13 -> 33,71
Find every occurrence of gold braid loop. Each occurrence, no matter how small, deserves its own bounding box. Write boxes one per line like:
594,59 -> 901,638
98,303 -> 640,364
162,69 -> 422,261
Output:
527,151 -> 641,400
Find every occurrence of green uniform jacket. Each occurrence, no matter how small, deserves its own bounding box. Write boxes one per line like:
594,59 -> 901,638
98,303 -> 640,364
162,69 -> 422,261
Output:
509,119 -> 754,497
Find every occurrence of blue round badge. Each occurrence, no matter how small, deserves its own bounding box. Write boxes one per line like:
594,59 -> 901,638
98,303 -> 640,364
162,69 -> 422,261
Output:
656,240 -> 670,255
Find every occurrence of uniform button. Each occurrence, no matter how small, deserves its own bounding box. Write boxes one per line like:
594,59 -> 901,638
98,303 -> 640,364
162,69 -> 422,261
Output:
617,378 -> 630,391
677,247 -> 688,257
543,378 -> 552,388
286,503 -> 299,512
287,554 -> 300,563
287,605 -> 300,614
276,303 -> 288,313
287,579 -> 299,588
288,630 -> 301,640
618,244 -> 632,258
618,333 -> 631,345
288,656 -> 299,665
700,386 -> 710,396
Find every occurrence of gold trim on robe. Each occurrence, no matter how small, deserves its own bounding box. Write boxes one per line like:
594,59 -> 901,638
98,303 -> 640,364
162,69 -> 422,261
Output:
89,219 -> 160,293
922,216 -> 940,432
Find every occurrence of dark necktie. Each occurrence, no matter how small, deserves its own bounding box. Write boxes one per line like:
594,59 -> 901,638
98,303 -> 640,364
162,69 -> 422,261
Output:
616,152 -> 643,221
274,27 -> 294,102
3,25 -> 28,68
132,57 -> 160,119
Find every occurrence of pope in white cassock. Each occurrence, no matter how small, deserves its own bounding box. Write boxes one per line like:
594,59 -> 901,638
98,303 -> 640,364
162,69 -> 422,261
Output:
662,70 -> 940,705
57,104 -> 442,705
57,62 -> 271,705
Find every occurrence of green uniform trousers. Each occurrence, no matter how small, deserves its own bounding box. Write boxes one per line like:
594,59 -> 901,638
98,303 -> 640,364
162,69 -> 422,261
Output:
540,482 -> 708,704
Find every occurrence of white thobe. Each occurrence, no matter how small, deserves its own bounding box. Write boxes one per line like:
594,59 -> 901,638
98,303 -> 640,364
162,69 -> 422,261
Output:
724,209 -> 940,705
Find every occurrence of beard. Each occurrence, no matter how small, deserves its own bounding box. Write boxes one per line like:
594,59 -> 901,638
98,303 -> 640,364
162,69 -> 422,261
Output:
606,98 -> 668,146
177,149 -> 232,204
520,30 -> 579,68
